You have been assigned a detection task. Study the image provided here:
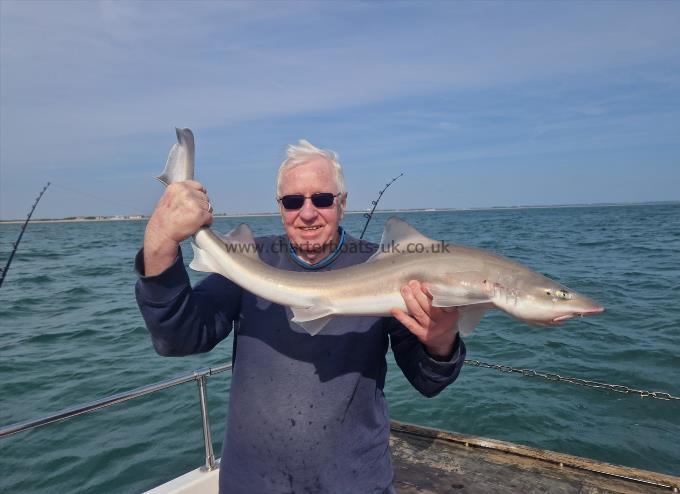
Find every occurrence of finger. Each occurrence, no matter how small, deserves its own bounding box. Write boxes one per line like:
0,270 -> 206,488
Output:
195,204 -> 213,226
196,196 -> 212,212
417,281 -> 447,318
408,281 -> 435,322
390,308 -> 427,340
401,284 -> 431,327
409,280 -> 433,312
201,191 -> 213,213
203,210 -> 214,226
167,181 -> 203,195
184,187 -> 210,209
183,191 -> 212,218
184,180 -> 207,192
165,186 -> 204,210
420,282 -> 434,300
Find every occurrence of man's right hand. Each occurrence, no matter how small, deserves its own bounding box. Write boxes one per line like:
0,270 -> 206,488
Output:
143,180 -> 213,276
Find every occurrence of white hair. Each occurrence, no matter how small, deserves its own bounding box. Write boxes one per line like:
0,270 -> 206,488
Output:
276,139 -> 346,197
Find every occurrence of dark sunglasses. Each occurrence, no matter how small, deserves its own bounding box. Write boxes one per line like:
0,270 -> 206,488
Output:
278,192 -> 341,210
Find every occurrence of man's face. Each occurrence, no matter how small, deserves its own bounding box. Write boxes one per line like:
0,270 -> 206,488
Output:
279,157 -> 346,264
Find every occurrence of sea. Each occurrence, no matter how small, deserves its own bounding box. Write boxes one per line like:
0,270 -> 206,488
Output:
1,204 -> 679,493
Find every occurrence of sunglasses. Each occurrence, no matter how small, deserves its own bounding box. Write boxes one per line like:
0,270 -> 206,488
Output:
278,192 -> 341,210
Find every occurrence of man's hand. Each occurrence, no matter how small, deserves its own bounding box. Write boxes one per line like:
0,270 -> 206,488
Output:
144,180 -> 213,276
391,280 -> 460,359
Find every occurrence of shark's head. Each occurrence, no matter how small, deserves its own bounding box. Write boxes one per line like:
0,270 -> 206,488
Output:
495,275 -> 604,327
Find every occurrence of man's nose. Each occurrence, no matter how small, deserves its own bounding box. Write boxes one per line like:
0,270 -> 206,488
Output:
299,198 -> 318,220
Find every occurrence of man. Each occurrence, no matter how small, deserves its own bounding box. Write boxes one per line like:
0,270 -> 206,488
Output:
135,139 -> 467,493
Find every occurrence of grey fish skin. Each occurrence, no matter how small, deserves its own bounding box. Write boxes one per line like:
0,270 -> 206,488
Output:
158,128 -> 604,336
157,128 -> 195,186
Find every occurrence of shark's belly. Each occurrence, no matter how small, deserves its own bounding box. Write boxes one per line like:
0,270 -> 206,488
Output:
331,291 -> 406,316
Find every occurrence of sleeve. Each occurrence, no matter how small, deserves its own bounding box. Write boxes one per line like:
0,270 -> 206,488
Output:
134,247 -> 242,357
387,318 -> 466,398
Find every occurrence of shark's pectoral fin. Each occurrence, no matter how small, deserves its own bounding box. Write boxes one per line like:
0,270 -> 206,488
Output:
292,315 -> 335,336
189,242 -> 219,273
457,306 -> 488,337
290,305 -> 335,336
427,281 -> 491,308
426,280 -> 491,336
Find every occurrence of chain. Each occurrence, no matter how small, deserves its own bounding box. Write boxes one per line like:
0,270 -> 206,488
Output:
464,359 -> 680,401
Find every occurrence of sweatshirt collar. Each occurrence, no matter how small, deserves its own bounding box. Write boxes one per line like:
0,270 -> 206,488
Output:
288,227 -> 346,270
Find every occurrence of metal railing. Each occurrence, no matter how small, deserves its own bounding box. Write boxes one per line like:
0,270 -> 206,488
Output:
3,357 -> 677,478
2,357 -> 680,494
0,362 -> 232,472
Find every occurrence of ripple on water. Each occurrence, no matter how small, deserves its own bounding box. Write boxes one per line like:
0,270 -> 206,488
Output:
72,265 -> 119,276
25,328 -> 102,344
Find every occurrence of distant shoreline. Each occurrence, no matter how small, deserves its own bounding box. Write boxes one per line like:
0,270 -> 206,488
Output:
0,201 -> 677,225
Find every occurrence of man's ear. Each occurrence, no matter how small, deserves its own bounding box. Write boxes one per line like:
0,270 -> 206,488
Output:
338,193 -> 347,220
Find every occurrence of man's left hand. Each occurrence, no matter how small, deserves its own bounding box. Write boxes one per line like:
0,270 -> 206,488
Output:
391,280 -> 459,359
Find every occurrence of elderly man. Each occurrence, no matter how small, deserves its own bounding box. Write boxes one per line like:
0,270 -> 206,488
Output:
135,140 -> 466,493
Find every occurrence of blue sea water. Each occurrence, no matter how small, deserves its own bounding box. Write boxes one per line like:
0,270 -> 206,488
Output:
0,204 -> 679,492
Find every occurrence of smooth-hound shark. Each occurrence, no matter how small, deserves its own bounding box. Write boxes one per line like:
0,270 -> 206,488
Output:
156,128 -> 603,336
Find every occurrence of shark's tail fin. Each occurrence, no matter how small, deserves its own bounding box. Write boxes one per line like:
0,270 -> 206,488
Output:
156,128 -> 195,186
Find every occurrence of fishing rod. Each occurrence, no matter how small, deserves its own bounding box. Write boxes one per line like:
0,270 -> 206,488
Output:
0,182 -> 50,288
359,173 -> 403,239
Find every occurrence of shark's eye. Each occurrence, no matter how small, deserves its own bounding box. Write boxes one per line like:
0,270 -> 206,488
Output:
545,290 -> 552,296
555,290 -> 572,300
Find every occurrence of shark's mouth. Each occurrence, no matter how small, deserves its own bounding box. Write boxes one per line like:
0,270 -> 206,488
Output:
551,307 -> 604,324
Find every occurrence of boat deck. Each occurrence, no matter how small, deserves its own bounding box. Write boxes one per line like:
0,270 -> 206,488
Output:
390,421 -> 679,494
147,421 -> 680,493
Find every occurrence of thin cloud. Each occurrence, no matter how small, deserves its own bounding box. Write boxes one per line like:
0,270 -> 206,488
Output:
1,1 -> 679,218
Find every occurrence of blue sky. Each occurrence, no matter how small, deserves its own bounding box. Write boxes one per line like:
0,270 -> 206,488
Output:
1,1 -> 679,219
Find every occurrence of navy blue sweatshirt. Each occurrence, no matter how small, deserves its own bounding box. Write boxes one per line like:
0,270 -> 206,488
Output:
135,232 -> 465,493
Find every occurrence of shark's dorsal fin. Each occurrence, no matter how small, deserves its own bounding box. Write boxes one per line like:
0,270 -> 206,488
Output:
219,223 -> 259,259
367,217 -> 440,262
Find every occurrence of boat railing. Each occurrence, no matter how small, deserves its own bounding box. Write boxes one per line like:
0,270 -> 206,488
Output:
2,360 -> 680,492
0,362 -> 233,472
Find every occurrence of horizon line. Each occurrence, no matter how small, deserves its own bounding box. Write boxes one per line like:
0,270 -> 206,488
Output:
1,200 -> 678,224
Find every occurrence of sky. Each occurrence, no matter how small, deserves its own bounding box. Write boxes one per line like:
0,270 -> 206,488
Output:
1,0 -> 679,220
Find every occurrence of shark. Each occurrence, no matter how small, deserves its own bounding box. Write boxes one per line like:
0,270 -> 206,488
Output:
157,128 -> 604,336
